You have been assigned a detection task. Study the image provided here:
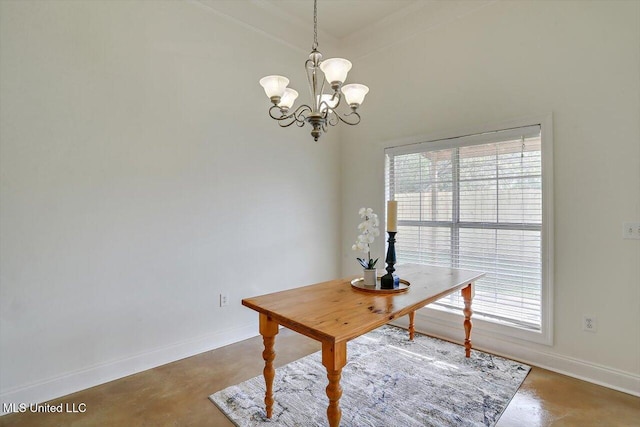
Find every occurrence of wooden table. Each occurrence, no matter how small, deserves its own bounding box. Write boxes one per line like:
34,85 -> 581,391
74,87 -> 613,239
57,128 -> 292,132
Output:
242,264 -> 484,427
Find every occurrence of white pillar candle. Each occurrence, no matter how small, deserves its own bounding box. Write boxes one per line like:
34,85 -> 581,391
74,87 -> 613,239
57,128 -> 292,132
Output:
387,200 -> 398,232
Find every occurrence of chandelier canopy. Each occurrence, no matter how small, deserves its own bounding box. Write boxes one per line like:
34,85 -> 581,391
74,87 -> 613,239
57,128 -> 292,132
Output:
259,0 -> 369,142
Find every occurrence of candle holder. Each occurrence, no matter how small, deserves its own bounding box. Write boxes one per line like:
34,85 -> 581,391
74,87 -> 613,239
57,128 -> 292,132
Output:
380,231 -> 399,289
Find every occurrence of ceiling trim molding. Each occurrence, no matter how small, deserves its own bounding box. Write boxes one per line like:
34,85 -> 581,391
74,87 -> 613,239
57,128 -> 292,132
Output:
192,0 -> 498,65
193,0 -> 341,55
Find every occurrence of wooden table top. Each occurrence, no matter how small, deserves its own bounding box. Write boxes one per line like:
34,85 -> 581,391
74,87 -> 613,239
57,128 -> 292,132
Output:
242,264 -> 484,344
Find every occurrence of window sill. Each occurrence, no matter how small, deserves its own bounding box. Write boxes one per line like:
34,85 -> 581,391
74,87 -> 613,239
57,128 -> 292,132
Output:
417,304 -> 553,346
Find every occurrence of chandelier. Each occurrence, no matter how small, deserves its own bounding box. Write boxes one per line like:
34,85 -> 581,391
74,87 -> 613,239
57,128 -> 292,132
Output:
258,0 -> 369,142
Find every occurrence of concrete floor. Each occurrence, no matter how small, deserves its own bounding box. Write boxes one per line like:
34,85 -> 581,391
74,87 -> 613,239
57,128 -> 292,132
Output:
1,328 -> 638,426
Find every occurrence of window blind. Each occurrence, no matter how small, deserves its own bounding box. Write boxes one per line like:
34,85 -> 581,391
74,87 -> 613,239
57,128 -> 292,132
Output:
385,126 -> 543,330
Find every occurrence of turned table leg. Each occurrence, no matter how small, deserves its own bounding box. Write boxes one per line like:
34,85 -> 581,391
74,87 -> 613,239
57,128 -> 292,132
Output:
322,341 -> 347,427
259,313 -> 279,418
461,284 -> 474,358
408,311 -> 415,341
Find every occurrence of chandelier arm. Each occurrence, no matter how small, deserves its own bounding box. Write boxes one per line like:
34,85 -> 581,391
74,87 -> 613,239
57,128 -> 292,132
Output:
268,104 -> 312,128
335,110 -> 362,126
292,104 -> 312,121
318,100 -> 334,115
278,118 -> 302,128
319,90 -> 342,122
268,105 -> 296,123
319,74 -> 327,110
326,109 -> 339,127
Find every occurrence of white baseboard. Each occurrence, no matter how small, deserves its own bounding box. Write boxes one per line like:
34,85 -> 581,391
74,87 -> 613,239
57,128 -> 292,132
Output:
392,313 -> 640,397
0,322 -> 258,415
3,316 -> 637,418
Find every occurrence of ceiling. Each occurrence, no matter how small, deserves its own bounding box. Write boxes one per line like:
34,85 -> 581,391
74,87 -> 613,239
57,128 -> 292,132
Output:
197,0 -> 494,57
261,0 -> 418,40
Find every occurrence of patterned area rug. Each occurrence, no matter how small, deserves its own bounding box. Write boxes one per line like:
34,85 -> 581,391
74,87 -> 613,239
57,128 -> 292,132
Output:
210,326 -> 529,427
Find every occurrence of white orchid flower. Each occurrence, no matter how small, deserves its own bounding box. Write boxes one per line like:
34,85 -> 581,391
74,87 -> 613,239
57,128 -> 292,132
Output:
353,207 -> 380,268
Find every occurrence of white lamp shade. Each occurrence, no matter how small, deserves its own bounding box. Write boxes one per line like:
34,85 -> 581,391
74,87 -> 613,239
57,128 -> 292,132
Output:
318,94 -> 339,112
319,58 -> 352,84
341,83 -> 369,106
278,88 -> 299,109
259,75 -> 289,98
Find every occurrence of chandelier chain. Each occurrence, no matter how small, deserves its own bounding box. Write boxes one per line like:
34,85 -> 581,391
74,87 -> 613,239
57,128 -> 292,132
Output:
312,0 -> 318,50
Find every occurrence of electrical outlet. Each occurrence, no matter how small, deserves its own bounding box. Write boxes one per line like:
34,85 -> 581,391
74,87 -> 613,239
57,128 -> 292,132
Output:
583,316 -> 597,333
219,293 -> 229,307
623,222 -> 640,239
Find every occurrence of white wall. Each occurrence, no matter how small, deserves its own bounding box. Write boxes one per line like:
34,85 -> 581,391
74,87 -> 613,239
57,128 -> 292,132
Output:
0,0 -> 341,405
340,0 -> 640,393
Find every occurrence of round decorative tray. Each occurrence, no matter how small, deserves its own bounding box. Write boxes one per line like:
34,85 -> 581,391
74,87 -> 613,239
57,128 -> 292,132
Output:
350,277 -> 411,294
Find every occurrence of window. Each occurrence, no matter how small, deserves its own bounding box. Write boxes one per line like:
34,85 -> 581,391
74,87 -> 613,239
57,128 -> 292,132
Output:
385,120 -> 553,344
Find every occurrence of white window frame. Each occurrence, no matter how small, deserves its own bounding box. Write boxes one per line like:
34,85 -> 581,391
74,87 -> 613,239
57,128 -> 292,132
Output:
383,114 -> 554,345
